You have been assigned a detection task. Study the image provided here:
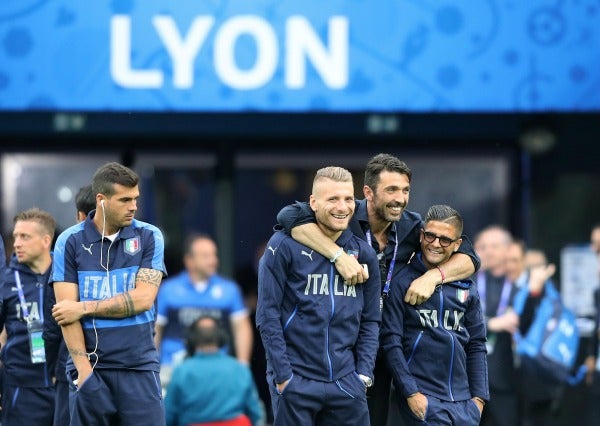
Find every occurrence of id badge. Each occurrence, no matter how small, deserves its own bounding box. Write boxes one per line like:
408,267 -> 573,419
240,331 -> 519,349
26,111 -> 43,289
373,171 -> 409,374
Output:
486,332 -> 496,356
27,320 -> 46,364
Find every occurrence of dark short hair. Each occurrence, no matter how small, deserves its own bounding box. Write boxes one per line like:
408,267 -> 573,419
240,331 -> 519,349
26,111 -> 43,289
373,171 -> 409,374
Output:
364,153 -> 412,190
424,204 -> 463,236
183,233 -> 215,256
75,184 -> 96,216
184,316 -> 228,356
14,208 -> 57,239
92,162 -> 139,196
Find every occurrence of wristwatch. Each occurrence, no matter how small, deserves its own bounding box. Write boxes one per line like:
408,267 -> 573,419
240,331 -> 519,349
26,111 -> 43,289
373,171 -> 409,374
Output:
358,374 -> 373,388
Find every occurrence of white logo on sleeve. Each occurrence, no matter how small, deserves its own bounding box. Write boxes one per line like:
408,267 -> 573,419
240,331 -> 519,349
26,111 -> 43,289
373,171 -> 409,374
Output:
82,243 -> 93,255
267,246 -> 277,255
301,250 -> 314,261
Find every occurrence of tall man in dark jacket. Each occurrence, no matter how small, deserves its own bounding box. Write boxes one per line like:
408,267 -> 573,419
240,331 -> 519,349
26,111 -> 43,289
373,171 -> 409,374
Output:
257,166 -> 381,425
381,205 -> 488,425
0,208 -> 57,426
276,153 -> 480,425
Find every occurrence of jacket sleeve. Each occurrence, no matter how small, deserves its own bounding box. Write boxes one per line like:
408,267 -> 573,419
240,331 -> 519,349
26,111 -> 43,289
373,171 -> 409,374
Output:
465,285 -> 490,400
255,233 -> 294,384
380,276 -> 420,397
276,201 -> 316,234
354,250 -> 382,378
42,283 -> 61,376
456,235 -> 481,273
589,288 -> 600,358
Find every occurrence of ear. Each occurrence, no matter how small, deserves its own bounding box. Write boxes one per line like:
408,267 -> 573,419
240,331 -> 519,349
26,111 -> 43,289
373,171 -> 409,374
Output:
309,194 -> 317,212
96,194 -> 105,207
363,185 -> 373,201
454,238 -> 463,252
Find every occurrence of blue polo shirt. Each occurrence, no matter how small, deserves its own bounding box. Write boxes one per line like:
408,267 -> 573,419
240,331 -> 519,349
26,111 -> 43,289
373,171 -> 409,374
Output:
50,212 -> 166,372
156,272 -> 247,366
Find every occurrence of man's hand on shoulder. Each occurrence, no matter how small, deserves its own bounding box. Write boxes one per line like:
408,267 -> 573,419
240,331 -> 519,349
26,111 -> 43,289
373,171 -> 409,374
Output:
404,270 -> 438,305
335,253 -> 369,285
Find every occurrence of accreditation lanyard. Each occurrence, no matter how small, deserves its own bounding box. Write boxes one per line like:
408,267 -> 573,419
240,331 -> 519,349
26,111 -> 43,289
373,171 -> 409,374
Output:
365,223 -> 398,299
477,272 -> 512,317
14,270 -> 31,322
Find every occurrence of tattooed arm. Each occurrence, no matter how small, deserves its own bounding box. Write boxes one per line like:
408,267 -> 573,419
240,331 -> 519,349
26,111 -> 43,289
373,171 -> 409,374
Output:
52,268 -> 163,325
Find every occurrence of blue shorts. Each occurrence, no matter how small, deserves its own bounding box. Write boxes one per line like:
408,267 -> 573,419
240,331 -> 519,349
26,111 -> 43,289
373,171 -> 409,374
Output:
69,369 -> 164,426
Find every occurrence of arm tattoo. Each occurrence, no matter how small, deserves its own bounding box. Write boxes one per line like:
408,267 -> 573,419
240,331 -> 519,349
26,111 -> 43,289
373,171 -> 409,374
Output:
68,348 -> 88,358
123,292 -> 135,317
136,268 -> 163,288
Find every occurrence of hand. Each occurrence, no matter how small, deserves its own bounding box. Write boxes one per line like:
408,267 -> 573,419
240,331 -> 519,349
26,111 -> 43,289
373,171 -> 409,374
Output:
276,378 -> 291,393
52,300 -> 85,325
488,310 -> 519,334
528,263 -> 556,294
584,356 -> 596,385
404,272 -> 437,305
335,253 -> 369,285
75,365 -> 93,389
407,392 -> 428,420
472,397 -> 485,414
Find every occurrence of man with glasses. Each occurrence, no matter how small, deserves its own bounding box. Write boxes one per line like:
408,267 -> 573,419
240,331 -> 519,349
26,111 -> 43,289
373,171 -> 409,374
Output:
381,205 -> 488,425
276,153 -> 480,425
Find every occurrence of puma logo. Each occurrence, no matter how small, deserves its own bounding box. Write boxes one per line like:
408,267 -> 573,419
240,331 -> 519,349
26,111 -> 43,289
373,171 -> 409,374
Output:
301,250 -> 314,261
82,243 -> 93,255
267,246 -> 277,255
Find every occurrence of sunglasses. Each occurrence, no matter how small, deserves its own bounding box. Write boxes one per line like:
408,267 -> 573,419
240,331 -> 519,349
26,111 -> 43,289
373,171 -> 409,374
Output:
421,230 -> 458,248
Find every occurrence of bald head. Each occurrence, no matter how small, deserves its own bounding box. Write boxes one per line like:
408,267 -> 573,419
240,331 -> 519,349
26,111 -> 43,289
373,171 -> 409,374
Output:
474,225 -> 512,275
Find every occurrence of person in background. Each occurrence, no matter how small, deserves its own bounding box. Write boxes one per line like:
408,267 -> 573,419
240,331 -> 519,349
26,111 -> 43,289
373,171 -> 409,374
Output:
0,208 -> 56,425
258,166 -> 381,426
165,316 -> 263,426
381,205 -> 488,425
473,225 -> 519,426
510,243 -> 563,426
584,224 -> 600,425
43,184 -> 95,426
155,234 -> 253,378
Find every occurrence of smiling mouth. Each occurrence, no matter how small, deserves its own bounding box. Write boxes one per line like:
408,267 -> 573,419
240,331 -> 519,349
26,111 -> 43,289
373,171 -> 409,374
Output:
332,213 -> 349,219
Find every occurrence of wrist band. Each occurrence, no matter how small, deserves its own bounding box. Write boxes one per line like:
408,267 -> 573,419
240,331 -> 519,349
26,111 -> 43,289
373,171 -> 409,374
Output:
474,397 -> 486,406
436,266 -> 445,285
330,248 -> 344,263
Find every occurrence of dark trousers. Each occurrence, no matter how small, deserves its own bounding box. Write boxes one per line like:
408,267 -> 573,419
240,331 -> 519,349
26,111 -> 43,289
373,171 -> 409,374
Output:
54,380 -> 70,426
1,384 -> 55,426
367,351 -> 393,426
69,369 -> 164,426
395,394 -> 481,426
269,372 -> 369,426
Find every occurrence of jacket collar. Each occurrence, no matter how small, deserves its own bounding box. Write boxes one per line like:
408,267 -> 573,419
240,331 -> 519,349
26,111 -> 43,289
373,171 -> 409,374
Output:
83,211 -> 136,243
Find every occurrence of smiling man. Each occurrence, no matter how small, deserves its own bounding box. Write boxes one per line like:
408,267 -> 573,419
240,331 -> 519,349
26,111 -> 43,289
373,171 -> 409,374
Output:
256,166 -> 381,426
381,205 -> 488,425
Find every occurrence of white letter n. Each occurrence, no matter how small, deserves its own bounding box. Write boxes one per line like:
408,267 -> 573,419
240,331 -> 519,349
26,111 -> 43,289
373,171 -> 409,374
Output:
285,16 -> 348,89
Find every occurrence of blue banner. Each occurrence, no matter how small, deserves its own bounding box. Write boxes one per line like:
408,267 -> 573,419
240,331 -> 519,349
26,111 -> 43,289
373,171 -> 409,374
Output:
0,1 -> 598,112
